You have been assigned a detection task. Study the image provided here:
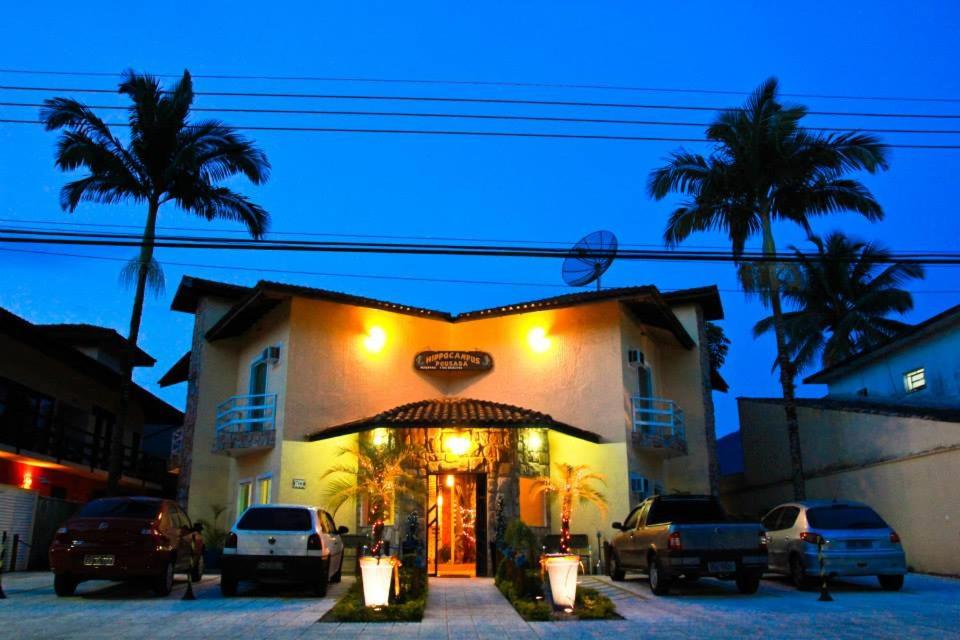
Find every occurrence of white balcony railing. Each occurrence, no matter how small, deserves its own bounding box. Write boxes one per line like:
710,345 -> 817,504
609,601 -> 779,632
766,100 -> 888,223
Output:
631,396 -> 687,456
216,393 -> 277,433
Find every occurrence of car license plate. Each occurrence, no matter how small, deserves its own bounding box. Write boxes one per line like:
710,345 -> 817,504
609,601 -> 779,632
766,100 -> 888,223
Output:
257,561 -> 284,571
847,540 -> 872,549
83,555 -> 115,567
707,561 -> 736,573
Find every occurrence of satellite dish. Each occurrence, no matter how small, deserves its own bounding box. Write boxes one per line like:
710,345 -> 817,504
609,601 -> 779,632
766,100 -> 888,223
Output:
562,230 -> 618,290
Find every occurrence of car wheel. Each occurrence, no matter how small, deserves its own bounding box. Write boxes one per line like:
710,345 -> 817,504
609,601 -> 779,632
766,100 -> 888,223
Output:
609,553 -> 625,582
878,574 -> 904,591
790,555 -> 815,591
330,555 -> 343,584
220,572 -> 239,597
312,559 -> 330,597
648,555 -> 671,596
53,574 -> 77,597
735,571 -> 761,594
154,560 -> 174,596
190,553 -> 204,583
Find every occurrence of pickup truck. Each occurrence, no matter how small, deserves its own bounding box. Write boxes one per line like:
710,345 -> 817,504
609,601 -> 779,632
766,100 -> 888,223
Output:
609,494 -> 768,595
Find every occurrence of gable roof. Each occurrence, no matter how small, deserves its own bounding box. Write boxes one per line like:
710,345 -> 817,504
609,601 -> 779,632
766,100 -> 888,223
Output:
36,323 -> 155,366
306,397 -> 601,442
804,303 -> 960,384
158,351 -> 191,387
0,307 -> 183,424
173,276 -> 722,349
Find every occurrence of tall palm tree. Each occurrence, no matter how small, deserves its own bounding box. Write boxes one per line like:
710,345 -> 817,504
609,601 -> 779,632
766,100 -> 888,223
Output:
648,78 -> 888,499
41,70 -> 270,494
750,231 -> 923,373
531,463 -> 607,554
320,435 -> 421,556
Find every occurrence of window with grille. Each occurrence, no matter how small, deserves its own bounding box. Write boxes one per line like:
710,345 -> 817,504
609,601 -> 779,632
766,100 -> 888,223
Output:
903,368 -> 926,393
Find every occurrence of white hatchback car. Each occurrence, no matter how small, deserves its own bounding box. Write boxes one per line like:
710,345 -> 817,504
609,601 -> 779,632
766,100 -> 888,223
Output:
220,504 -> 347,596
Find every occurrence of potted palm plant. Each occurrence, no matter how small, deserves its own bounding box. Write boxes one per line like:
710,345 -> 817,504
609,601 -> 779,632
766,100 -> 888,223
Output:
321,434 -> 419,606
531,463 -> 607,609
196,504 -> 228,572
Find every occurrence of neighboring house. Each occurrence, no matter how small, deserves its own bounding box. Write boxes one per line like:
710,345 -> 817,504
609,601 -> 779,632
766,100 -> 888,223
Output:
162,276 -> 724,577
0,307 -> 183,569
725,303 -> 960,575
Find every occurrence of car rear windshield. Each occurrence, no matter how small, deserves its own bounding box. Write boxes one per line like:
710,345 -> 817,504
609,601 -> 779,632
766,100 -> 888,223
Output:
647,499 -> 727,525
807,506 -> 887,530
237,507 -> 312,531
78,498 -> 161,519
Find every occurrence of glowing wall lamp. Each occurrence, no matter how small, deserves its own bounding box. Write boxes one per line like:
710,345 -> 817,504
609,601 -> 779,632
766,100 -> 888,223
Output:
526,430 -> 543,452
443,433 -> 471,456
527,326 -> 552,353
371,428 -> 389,447
21,469 -> 34,490
363,326 -> 387,353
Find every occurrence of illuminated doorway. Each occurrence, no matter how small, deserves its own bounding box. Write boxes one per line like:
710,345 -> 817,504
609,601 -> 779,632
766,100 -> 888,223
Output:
426,473 -> 487,577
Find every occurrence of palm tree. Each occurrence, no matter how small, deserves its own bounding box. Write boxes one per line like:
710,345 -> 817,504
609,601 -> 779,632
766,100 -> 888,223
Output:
531,463 -> 607,554
749,231 -> 923,373
41,70 -> 270,494
320,434 -> 421,555
648,78 -> 888,499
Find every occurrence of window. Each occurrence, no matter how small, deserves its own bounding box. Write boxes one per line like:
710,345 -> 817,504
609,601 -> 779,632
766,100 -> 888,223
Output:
646,497 -> 727,525
78,498 -> 162,519
622,505 -> 643,530
256,475 -> 273,505
904,367 -> 926,393
237,481 -> 253,515
519,477 -> 548,527
762,507 -> 784,531
779,506 -> 800,530
806,505 -> 887,530
629,473 -> 649,504
319,511 -> 336,534
237,507 -> 312,531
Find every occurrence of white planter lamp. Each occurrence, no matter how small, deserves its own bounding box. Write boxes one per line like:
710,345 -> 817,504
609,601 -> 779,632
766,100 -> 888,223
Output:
359,556 -> 397,607
543,554 -> 580,609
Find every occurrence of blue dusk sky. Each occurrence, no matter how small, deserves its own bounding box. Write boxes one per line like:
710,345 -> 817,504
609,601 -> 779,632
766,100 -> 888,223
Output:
1,2 -> 959,435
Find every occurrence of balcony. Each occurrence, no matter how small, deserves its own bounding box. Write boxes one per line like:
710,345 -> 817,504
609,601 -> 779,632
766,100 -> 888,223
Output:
631,396 -> 687,458
213,393 -> 277,456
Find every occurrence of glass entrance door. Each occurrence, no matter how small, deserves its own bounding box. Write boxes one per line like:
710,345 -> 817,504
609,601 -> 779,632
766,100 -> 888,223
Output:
427,473 -> 486,577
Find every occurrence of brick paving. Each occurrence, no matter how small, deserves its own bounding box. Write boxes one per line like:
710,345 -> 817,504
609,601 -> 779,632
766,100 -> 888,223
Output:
1,571 -> 958,639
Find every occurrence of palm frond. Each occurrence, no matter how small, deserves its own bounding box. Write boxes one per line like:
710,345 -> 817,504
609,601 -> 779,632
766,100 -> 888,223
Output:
118,254 -> 165,296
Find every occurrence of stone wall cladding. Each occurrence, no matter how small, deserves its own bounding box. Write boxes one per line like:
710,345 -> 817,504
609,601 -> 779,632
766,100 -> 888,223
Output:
214,430 -> 276,453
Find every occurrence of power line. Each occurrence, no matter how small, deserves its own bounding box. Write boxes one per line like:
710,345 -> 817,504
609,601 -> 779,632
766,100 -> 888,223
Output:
2,67 -> 959,105
2,227 -> 960,264
4,118 -> 960,149
4,245 -> 958,295
4,84 -> 960,120
3,100 -> 960,135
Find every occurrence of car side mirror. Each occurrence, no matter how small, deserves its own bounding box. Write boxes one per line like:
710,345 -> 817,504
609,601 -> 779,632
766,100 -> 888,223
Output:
337,526 -> 349,535
611,522 -> 623,531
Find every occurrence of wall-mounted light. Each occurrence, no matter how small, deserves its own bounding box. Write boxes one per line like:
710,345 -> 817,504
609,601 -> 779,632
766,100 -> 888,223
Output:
372,428 -> 389,447
363,326 -> 387,353
21,469 -> 34,490
526,431 -> 543,452
527,326 -> 552,353
445,474 -> 455,488
443,433 -> 471,456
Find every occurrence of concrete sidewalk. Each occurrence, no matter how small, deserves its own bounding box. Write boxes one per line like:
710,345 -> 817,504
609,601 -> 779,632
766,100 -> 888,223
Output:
1,571 -> 957,639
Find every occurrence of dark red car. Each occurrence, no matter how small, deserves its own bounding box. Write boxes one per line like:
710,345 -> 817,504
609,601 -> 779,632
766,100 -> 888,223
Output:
49,496 -> 204,596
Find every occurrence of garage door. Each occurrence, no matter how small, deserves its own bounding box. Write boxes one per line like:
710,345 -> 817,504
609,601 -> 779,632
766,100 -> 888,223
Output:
0,483 -> 38,571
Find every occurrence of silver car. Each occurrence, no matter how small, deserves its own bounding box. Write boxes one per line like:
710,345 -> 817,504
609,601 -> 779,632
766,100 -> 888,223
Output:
761,500 -> 906,591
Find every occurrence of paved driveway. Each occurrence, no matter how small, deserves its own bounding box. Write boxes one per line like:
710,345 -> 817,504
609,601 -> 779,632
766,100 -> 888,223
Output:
1,571 -> 957,639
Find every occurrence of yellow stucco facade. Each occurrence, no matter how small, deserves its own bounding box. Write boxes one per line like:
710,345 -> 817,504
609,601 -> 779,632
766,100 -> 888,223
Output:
173,279 -> 720,573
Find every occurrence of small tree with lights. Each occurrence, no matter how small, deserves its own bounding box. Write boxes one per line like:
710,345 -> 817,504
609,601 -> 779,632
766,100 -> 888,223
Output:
321,432 -> 419,606
531,463 -> 607,609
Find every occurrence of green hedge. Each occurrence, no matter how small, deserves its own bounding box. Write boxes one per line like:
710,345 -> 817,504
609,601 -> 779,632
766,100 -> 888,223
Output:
320,566 -> 428,623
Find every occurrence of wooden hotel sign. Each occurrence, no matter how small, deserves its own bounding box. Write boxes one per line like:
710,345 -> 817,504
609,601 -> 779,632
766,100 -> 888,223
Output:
414,350 -> 493,372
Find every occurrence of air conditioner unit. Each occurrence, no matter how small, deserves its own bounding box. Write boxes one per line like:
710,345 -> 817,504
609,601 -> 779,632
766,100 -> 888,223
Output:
262,346 -> 281,364
627,348 -> 645,368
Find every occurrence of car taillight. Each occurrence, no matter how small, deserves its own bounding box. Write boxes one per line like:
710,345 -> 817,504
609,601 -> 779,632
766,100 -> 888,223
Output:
307,533 -> 323,551
890,531 -> 901,544
759,531 -> 769,551
668,531 -> 682,551
224,532 -> 238,549
800,531 -> 824,545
